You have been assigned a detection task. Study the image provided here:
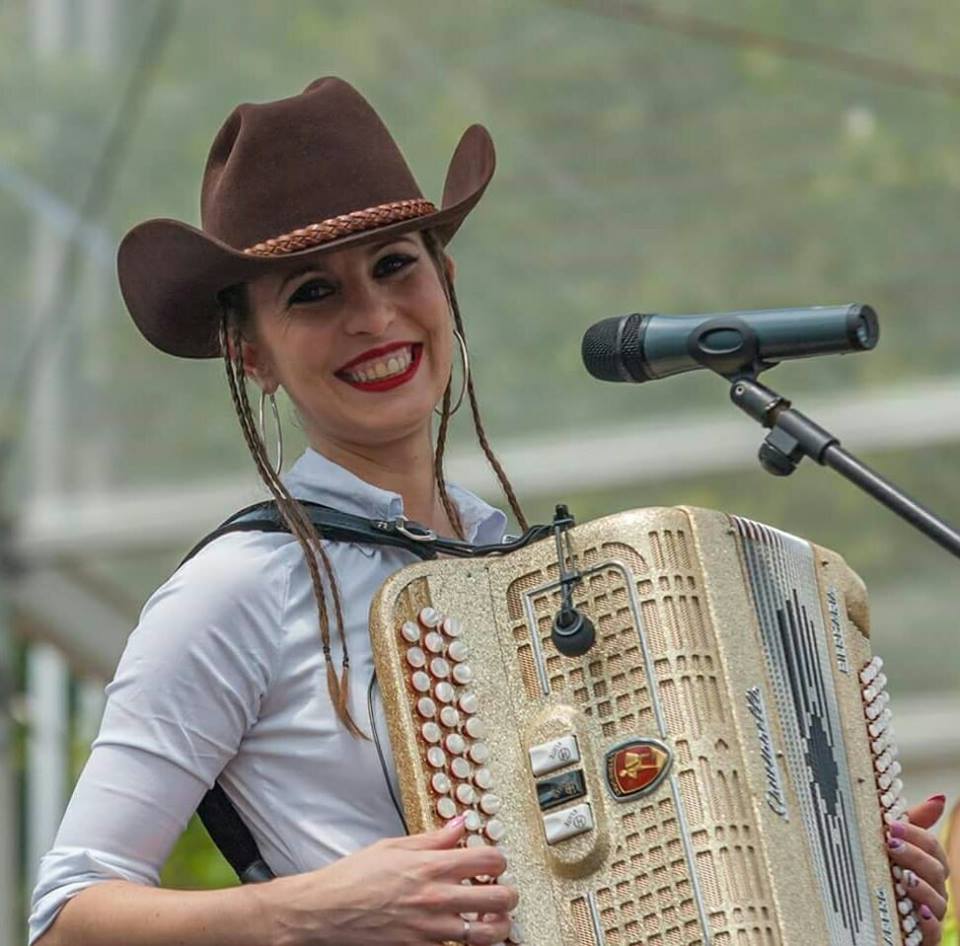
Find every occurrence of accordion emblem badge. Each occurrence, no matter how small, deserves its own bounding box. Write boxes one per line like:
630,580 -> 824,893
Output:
605,739 -> 672,800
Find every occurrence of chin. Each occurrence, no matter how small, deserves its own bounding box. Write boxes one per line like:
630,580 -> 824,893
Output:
348,398 -> 438,442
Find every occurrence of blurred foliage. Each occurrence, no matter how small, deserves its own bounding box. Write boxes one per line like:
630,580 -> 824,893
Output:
5,0 -> 960,902
159,816 -> 239,891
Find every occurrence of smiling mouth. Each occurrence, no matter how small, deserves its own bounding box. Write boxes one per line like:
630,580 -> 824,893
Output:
336,343 -> 422,391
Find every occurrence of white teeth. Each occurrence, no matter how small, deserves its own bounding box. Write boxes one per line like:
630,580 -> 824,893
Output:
344,346 -> 414,383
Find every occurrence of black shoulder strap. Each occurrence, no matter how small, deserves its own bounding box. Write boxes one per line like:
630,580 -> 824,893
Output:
181,499 -> 552,884
195,783 -> 275,884
182,498 -> 552,566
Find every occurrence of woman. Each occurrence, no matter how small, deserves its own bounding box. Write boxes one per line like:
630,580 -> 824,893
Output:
28,77 -> 949,946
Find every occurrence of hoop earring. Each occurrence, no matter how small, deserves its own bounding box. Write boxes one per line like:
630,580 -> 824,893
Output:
259,390 -> 284,476
435,329 -> 469,418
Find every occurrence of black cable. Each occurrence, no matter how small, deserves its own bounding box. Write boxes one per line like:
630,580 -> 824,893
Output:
556,0 -> 960,99
1,0 -> 179,481
367,670 -> 408,832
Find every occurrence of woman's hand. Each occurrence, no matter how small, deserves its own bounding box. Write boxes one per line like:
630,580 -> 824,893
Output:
887,795 -> 950,945
261,814 -> 518,946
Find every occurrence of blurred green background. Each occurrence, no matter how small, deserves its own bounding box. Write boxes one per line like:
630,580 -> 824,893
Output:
3,0 -> 959,939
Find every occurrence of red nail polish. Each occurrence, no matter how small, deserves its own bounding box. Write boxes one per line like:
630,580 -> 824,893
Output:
889,821 -> 906,839
887,837 -> 904,850
921,904 -> 934,920
927,793 -> 947,805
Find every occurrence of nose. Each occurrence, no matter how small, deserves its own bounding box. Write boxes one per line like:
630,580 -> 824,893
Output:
341,278 -> 396,337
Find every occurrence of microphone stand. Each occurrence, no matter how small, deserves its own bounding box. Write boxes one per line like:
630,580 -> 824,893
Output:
727,376 -> 960,560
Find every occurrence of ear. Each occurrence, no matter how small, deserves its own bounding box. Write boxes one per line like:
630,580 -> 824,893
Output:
239,336 -> 279,394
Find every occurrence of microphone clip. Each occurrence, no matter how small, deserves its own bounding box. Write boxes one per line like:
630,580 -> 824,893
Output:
550,505 -> 596,657
687,317 -> 775,380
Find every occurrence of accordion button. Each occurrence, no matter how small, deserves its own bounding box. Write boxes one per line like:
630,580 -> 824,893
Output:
422,722 -> 443,744
466,833 -> 487,848
543,802 -> 594,844
474,767 -> 493,790
485,819 -> 506,842
412,671 -> 432,693
860,656 -> 883,684
498,871 -> 517,887
879,763 -> 903,789
464,809 -> 482,832
417,697 -> 437,718
529,735 -> 580,776
469,742 -> 490,764
868,709 -> 892,738
442,616 -> 463,637
432,772 -> 452,794
424,631 -> 445,654
448,640 -> 469,662
456,784 -> 477,805
437,796 -> 458,820
401,621 -> 421,643
465,717 -> 486,740
480,793 -> 501,815
431,657 -> 451,679
507,919 -> 524,943
435,681 -> 456,704
445,733 -> 467,755
459,692 -> 480,715
440,706 -> 461,729
453,664 -> 474,685
419,607 -> 443,628
405,647 -> 426,668
427,746 -> 446,768
451,757 -> 472,780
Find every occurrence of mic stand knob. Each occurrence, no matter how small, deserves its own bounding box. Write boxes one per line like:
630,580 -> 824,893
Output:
758,428 -> 805,476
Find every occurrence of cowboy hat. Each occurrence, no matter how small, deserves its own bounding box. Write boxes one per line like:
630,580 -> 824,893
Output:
117,76 -> 495,358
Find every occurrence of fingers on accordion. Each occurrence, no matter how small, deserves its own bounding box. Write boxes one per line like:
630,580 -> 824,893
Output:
432,845 -> 507,883
447,881 -> 519,916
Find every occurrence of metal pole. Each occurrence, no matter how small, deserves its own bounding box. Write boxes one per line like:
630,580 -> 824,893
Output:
0,570 -> 16,946
23,0 -> 71,918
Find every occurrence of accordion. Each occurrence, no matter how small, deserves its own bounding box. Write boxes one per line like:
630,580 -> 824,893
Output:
369,507 -> 917,946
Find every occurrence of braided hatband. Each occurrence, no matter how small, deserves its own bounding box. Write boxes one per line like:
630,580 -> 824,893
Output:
243,199 -> 437,256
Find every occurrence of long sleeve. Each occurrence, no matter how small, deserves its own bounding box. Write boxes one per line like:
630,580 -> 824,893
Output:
28,532 -> 290,944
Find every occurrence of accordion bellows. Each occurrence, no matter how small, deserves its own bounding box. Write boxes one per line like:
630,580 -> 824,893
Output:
369,507 -> 915,946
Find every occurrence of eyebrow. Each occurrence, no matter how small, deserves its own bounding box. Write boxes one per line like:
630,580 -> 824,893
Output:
278,265 -> 323,300
275,234 -> 419,300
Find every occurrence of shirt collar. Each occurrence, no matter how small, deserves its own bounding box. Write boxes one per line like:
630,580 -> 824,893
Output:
282,448 -> 507,546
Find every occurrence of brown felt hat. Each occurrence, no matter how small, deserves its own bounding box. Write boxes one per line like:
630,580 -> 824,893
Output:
117,76 -> 495,358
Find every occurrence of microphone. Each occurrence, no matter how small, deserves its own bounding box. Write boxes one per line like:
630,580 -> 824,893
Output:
581,304 -> 878,383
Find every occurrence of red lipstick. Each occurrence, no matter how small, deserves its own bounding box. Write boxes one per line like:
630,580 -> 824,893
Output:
337,343 -> 422,392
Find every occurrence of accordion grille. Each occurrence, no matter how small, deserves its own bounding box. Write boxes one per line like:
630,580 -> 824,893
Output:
504,532 -> 774,944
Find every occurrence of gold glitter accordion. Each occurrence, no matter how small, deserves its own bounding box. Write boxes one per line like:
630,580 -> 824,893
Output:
369,507 -> 917,946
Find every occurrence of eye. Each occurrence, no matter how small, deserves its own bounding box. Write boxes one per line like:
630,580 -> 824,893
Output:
288,278 -> 334,306
374,252 -> 417,277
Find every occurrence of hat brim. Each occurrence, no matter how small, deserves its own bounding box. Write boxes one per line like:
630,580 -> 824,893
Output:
117,124 -> 495,359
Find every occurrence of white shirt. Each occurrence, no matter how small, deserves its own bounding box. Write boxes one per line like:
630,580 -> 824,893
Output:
28,448 -> 507,944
